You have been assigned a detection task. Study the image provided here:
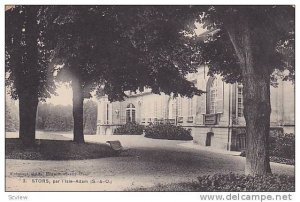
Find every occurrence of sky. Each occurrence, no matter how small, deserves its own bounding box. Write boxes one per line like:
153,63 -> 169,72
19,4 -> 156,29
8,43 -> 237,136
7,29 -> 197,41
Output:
46,83 -> 73,105
45,83 -> 98,106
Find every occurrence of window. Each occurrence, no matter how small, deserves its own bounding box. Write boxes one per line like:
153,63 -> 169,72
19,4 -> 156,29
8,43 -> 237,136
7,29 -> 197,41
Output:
188,98 -> 193,117
237,86 -> 243,117
103,102 -> 111,124
126,103 -> 136,123
209,78 -> 218,114
168,99 -> 174,119
187,98 -> 194,123
177,97 -> 182,116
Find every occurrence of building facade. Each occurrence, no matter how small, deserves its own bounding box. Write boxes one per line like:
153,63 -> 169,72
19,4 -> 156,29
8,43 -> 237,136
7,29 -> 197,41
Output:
96,66 -> 295,151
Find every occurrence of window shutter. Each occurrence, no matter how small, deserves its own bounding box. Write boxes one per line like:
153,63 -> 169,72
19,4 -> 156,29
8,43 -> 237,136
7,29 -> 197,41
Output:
195,95 -> 205,124
216,81 -> 224,113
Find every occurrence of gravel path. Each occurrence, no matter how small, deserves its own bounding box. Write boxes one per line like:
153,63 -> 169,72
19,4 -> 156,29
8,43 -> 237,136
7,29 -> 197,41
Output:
6,133 -> 295,191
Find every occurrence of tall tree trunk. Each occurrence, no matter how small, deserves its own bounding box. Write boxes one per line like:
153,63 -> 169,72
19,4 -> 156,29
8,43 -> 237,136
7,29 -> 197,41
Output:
226,16 -> 272,176
18,6 -> 40,147
19,91 -> 38,147
243,72 -> 271,175
72,79 -> 85,143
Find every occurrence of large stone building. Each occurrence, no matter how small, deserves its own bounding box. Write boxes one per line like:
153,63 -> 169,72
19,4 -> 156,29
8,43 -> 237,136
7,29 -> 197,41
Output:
96,66 -> 295,151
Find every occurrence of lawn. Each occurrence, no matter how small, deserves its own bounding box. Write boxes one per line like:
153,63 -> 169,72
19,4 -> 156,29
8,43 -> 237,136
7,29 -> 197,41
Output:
5,138 -> 117,160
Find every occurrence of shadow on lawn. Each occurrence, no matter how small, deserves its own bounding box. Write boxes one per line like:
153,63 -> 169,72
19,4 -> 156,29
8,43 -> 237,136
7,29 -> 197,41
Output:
5,138 -> 118,160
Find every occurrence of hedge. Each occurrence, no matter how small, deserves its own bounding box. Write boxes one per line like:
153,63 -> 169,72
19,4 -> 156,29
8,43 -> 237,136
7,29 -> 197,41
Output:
113,122 -> 145,135
269,133 -> 295,160
240,133 -> 295,165
144,123 -> 193,140
131,173 -> 295,192
195,173 -> 294,192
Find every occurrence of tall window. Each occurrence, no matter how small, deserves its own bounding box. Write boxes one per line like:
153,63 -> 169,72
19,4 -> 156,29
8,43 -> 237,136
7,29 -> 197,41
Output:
238,86 -> 244,117
188,98 -> 193,117
209,78 -> 218,114
126,103 -> 136,123
168,99 -> 174,119
177,97 -> 182,116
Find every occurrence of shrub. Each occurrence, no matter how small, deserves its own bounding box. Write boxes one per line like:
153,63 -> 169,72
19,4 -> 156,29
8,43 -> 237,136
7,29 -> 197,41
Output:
269,133 -> 295,160
270,156 -> 295,165
130,173 -> 295,192
195,173 -> 294,192
240,133 -> 295,165
144,123 -> 193,140
113,122 -> 145,135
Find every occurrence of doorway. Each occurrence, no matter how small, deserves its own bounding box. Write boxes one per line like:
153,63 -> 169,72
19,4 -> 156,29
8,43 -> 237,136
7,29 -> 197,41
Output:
206,132 -> 214,146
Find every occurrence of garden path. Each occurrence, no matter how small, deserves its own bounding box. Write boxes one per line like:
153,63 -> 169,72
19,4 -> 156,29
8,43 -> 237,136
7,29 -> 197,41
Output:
5,132 -> 294,191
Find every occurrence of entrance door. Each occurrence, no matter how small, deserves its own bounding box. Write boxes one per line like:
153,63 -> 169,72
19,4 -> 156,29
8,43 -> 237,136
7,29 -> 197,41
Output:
206,132 -> 214,146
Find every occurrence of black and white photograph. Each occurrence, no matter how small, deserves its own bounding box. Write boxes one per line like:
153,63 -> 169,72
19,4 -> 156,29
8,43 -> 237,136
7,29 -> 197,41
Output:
4,3 -> 295,196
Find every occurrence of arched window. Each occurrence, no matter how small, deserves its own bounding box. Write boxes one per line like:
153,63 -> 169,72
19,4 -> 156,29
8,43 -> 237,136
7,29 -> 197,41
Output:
206,76 -> 224,115
177,97 -> 182,116
207,77 -> 218,114
126,103 -> 136,123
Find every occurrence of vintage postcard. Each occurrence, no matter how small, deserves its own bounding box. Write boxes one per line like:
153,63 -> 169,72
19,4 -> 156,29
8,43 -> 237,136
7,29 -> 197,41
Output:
5,5 -> 295,194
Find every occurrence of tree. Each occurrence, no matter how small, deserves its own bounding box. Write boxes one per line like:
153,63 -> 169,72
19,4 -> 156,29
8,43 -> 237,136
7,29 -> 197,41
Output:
54,6 -> 204,143
5,6 -> 58,146
36,103 -> 73,131
53,6 -> 114,143
193,6 -> 294,175
96,6 -> 203,100
5,98 -> 19,132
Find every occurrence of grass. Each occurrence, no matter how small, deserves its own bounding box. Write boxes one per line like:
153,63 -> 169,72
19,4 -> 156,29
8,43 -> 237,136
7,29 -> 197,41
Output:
5,138 -> 118,160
